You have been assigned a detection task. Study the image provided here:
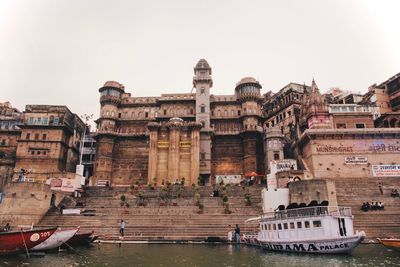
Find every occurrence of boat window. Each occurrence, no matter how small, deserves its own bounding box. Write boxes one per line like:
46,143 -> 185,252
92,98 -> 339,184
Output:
283,223 -> 288,230
273,224 -> 276,230
278,224 -> 282,230
290,222 -> 295,229
313,220 -> 322,228
305,221 -> 310,228
297,221 -> 302,228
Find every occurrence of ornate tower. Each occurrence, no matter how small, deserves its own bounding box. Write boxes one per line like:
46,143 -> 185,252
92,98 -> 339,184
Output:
235,77 -> 264,175
92,81 -> 124,185
300,79 -> 332,131
193,59 -> 213,184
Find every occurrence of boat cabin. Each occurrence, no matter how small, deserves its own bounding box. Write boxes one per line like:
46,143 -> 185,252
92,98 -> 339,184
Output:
258,206 -> 355,241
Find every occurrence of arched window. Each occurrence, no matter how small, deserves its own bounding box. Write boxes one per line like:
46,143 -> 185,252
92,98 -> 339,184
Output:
200,105 -> 205,113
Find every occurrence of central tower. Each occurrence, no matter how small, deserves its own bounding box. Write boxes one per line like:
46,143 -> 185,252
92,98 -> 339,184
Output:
193,59 -> 213,184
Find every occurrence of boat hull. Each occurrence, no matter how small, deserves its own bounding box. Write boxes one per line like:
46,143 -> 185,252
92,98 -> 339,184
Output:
377,238 -> 400,249
60,231 -> 96,248
259,234 -> 365,254
31,228 -> 79,251
0,227 -> 57,255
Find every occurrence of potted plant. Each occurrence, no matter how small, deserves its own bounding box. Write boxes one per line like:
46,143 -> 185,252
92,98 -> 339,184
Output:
224,202 -> 232,214
194,191 -> 201,206
197,203 -> 204,214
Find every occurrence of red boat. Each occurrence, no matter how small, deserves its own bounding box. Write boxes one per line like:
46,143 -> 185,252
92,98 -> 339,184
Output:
0,227 -> 57,255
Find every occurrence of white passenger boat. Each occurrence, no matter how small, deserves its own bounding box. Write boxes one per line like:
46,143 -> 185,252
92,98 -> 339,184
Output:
257,206 -> 365,254
31,228 -> 79,251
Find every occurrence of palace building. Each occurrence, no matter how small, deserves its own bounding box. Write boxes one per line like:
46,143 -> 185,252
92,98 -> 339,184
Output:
92,59 -> 265,186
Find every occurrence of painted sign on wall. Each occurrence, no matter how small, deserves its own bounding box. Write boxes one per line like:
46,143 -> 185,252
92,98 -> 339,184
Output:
372,165 -> 400,177
344,156 -> 368,164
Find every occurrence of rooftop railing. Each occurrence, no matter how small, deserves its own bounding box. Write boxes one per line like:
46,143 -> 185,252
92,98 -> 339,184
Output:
262,206 -> 352,221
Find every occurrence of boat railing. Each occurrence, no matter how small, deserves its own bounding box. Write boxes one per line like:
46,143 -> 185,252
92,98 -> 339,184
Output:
262,206 -> 352,220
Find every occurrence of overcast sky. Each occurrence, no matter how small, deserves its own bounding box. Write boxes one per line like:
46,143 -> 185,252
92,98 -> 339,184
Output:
1,0 -> 399,122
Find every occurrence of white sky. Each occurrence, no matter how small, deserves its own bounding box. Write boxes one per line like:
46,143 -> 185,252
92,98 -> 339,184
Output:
1,0 -> 399,121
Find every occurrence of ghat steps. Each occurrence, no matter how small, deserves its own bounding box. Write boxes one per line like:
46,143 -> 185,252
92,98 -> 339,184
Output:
39,185 -> 263,241
333,177 -> 400,241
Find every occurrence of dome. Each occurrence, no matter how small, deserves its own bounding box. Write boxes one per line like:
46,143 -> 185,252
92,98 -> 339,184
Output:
235,77 -> 261,89
103,81 -> 125,90
195,59 -> 210,69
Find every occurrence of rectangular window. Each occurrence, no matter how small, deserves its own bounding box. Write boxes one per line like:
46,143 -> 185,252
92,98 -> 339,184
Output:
118,113 -> 121,118
164,110 -> 167,115
42,134 -> 47,140
297,221 -> 302,228
145,112 -> 148,118
305,221 -> 310,228
31,151 -> 34,155
36,117 -> 41,125
238,110 -> 241,116
273,224 -> 276,230
37,151 -> 41,155
43,117 -> 48,125
28,117 -> 34,125
355,123 -> 365,128
26,133 -> 30,140
34,133 -> 39,140
283,223 -> 288,230
53,117 -> 59,125
336,123 -> 346,129
43,151 -> 47,155
278,224 -> 282,230
313,221 -> 322,228
290,222 -> 295,229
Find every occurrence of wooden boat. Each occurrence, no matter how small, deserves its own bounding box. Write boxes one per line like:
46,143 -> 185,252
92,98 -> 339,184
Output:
377,238 -> 400,249
30,228 -> 79,251
0,227 -> 57,255
257,206 -> 365,254
60,230 -> 97,248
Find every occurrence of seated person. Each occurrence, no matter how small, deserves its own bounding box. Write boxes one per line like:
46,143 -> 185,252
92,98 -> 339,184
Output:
391,189 -> 400,198
361,202 -> 368,212
378,202 -> 384,210
3,223 -> 10,232
365,202 -> 371,210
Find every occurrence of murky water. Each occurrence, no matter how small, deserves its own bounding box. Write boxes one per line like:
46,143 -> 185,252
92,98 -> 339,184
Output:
1,243 -> 399,267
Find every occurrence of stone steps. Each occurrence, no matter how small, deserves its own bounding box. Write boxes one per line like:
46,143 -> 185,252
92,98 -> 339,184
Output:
38,186 -> 264,241
332,177 -> 400,240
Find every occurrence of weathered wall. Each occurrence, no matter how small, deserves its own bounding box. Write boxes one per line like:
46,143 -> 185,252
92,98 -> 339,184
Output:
211,135 -> 244,177
303,136 -> 400,179
111,137 -> 149,185
0,182 -> 64,227
289,179 -> 337,206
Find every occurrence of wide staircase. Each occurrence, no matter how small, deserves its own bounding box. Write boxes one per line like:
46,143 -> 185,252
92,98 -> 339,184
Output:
38,185 -> 263,242
333,177 -> 400,241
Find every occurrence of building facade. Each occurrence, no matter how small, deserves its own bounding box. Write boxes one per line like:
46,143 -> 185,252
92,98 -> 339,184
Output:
92,59 -> 265,186
14,105 -> 85,181
0,102 -> 23,190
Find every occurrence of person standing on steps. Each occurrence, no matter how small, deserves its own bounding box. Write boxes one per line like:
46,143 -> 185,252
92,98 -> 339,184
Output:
378,182 -> 383,195
235,224 -> 241,244
119,220 -> 126,237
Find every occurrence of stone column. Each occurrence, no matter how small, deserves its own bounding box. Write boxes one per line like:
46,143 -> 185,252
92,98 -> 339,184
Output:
168,125 -> 180,183
190,126 -> 200,185
147,125 -> 159,185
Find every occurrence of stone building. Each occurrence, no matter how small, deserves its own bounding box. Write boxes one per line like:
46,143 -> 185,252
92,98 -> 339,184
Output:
0,102 -> 23,190
92,59 -> 265,186
14,105 -> 85,181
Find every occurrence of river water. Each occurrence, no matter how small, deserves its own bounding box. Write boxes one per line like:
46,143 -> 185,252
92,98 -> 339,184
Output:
1,243 -> 399,267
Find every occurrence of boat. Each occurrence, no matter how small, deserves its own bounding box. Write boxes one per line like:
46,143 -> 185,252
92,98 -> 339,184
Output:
377,238 -> 400,250
30,228 -> 79,251
257,206 -> 365,254
60,230 -> 97,248
0,227 -> 57,255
